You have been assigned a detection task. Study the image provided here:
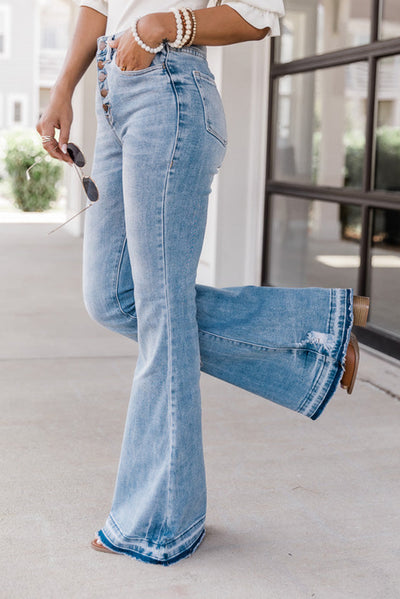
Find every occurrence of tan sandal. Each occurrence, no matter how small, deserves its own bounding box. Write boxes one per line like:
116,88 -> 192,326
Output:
91,536 -> 117,554
340,332 -> 360,394
340,296 -> 369,394
353,295 -> 370,327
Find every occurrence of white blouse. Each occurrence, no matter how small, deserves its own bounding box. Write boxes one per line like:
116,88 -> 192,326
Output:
79,0 -> 285,38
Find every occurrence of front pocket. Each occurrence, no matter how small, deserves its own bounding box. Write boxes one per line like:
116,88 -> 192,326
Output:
113,54 -> 163,76
192,70 -> 228,147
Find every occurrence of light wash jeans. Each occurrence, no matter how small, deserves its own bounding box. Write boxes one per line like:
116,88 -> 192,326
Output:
82,34 -> 354,566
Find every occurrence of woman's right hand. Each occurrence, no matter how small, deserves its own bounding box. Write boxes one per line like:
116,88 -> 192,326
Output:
36,92 -> 74,164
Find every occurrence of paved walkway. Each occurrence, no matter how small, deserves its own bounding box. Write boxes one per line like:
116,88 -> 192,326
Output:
1,223 -> 399,599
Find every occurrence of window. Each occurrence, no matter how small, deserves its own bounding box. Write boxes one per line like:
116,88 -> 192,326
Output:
268,195 -> 361,290
40,2 -> 70,50
8,95 -> 28,127
264,0 -> 400,359
276,0 -> 372,63
0,5 -> 11,59
380,0 -> 400,41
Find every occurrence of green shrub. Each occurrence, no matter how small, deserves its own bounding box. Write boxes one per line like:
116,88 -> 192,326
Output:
344,126 -> 400,190
3,129 -> 63,212
344,129 -> 365,188
375,126 -> 400,191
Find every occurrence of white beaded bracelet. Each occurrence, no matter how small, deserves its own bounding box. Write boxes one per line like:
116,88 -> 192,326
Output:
131,16 -> 165,54
179,8 -> 193,47
168,7 -> 185,48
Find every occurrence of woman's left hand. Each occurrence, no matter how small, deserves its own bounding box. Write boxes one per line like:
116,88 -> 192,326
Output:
108,16 -> 164,71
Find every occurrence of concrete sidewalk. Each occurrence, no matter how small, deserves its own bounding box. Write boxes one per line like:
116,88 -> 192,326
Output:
1,223 -> 399,599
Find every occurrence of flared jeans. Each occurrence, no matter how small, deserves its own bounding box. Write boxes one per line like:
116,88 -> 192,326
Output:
82,35 -> 354,566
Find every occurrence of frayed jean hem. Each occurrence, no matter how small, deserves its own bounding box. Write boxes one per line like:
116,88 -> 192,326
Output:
98,514 -> 206,566
305,288 -> 354,420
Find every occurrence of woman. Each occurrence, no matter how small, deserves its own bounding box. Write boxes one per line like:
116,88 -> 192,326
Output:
37,0 -> 369,566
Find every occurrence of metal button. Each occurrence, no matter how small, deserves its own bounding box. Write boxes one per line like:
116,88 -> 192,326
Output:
100,89 -> 108,98
98,60 -> 104,69
99,41 -> 107,51
102,103 -> 109,112
98,72 -> 106,82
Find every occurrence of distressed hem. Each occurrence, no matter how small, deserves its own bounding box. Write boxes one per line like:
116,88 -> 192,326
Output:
98,513 -> 206,566
300,288 -> 354,420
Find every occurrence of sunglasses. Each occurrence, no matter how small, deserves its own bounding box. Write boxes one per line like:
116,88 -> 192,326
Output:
26,142 -> 99,235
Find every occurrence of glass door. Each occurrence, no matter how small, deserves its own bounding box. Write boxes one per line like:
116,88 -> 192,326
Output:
263,0 -> 400,358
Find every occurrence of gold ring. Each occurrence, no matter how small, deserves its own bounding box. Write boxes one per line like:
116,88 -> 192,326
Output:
120,66 -> 127,71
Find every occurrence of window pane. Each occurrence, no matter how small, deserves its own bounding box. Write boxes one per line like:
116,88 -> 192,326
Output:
380,0 -> 400,41
374,55 -> 400,192
272,63 -> 368,188
14,102 -> 22,123
268,195 -> 361,290
370,208 -> 400,336
0,8 -> 8,56
276,0 -> 371,63
40,5 -> 70,50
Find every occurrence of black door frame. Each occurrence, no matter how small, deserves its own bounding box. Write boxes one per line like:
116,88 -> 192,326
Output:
262,0 -> 400,359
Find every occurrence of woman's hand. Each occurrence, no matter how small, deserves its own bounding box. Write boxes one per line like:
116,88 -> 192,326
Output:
108,14 -> 170,71
36,91 -> 74,164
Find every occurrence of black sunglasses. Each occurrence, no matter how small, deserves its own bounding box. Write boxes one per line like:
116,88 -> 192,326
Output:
26,142 -> 99,235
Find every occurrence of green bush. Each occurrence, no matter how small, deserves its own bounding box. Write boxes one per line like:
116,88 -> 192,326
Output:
344,126 -> 400,190
344,129 -> 365,188
375,126 -> 400,191
342,127 -> 400,242
3,129 -> 63,212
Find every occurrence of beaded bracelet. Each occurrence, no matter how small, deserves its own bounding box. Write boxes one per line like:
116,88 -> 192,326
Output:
131,8 -> 197,54
186,8 -> 197,46
167,7 -> 185,48
179,8 -> 193,47
130,16 -> 165,53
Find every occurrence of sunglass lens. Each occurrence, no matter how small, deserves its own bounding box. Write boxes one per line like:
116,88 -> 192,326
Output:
83,177 -> 99,202
67,142 -> 86,167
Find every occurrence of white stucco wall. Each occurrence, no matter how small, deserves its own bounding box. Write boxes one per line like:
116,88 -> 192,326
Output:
199,38 -> 271,287
0,0 -> 39,128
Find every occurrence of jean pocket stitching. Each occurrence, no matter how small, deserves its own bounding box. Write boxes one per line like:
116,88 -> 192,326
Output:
113,59 -> 163,76
192,70 -> 228,147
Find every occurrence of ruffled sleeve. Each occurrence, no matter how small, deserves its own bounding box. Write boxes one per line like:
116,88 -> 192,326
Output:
79,0 -> 108,17
210,0 -> 285,36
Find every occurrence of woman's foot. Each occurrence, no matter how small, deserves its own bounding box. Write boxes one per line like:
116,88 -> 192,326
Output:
340,332 -> 360,394
340,295 -> 370,394
91,536 -> 116,554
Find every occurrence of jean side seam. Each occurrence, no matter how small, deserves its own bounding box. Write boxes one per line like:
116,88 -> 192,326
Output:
297,354 -> 329,415
198,328 -> 337,361
115,236 -> 137,321
160,51 -> 181,540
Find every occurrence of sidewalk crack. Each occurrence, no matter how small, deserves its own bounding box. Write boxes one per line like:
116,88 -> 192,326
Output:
358,377 -> 400,401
